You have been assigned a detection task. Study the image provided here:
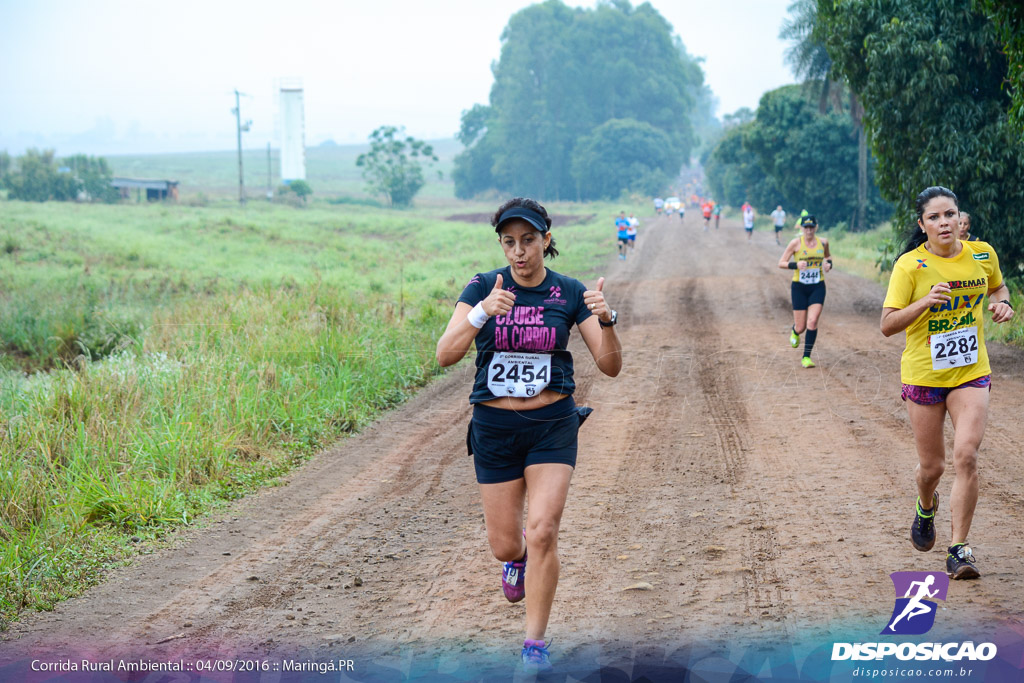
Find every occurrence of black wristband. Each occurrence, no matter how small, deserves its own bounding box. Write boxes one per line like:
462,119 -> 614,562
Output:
788,262 -> 798,270
1000,299 -> 1013,309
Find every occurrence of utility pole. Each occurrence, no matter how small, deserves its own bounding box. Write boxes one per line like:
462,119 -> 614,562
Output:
266,142 -> 272,200
232,89 -> 252,205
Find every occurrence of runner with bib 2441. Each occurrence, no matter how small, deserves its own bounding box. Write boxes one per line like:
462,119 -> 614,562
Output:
881,186 -> 1014,580
778,214 -> 832,368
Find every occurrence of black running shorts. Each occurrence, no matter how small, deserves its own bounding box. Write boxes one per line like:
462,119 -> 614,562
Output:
791,281 -> 826,310
468,397 -> 581,484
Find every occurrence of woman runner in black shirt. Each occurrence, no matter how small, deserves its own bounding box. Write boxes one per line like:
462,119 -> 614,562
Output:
436,197 -> 622,672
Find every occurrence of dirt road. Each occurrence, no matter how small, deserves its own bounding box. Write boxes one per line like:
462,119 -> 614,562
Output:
3,211 -> 1023,674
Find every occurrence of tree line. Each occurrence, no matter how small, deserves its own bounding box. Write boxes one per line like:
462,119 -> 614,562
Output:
820,0 -> 1024,271
705,0 -> 1024,276
703,85 -> 891,229
1,149 -> 119,203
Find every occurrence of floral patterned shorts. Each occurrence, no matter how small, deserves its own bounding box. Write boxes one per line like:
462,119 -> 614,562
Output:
901,375 -> 991,406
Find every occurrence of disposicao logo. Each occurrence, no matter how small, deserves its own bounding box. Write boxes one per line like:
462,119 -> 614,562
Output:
882,571 -> 947,635
916,259 -> 928,269
831,571 -> 998,662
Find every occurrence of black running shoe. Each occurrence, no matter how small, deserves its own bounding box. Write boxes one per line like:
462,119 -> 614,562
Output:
946,543 -> 980,580
911,492 -> 938,552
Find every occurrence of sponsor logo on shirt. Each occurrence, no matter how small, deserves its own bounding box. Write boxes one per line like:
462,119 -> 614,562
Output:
543,285 -> 567,305
945,278 -> 986,290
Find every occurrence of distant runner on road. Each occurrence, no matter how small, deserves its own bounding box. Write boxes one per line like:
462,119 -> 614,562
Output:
436,197 -> 623,672
701,200 -> 713,231
712,202 -> 722,230
615,211 -> 630,260
742,201 -> 755,242
627,213 -> 639,250
881,186 -> 1014,580
653,197 -> 664,214
770,205 -> 787,245
778,214 -> 831,368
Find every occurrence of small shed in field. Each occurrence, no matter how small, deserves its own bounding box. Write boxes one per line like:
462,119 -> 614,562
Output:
111,177 -> 179,201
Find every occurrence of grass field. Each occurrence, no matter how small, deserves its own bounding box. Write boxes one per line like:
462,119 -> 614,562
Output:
108,138 -> 462,202
0,193 -> 646,629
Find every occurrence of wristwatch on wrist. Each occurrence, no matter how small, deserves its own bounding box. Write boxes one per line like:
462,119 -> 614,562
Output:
599,309 -> 618,327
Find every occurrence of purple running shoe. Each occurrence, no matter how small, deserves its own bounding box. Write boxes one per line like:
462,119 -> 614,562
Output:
502,550 -> 526,603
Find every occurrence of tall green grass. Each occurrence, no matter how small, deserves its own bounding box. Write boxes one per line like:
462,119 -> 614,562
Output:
825,223 -> 897,282
0,197 -> 623,628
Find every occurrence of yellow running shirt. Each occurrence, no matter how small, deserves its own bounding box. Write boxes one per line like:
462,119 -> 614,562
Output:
883,240 -> 1003,387
792,234 -> 826,283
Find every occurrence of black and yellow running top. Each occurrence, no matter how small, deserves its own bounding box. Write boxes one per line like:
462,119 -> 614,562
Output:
792,234 -> 826,284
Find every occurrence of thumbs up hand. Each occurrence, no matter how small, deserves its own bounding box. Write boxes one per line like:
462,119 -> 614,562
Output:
583,277 -> 612,324
482,273 -> 516,316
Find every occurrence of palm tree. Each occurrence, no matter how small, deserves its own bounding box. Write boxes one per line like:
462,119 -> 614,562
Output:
780,0 -> 868,231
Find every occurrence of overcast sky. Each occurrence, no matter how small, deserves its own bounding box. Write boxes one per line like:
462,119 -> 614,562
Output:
0,0 -> 796,156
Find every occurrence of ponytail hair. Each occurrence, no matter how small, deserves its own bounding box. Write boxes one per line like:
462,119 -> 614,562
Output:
896,186 -> 959,260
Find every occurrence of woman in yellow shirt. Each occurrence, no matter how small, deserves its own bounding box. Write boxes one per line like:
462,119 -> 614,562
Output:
778,214 -> 832,368
881,186 -> 1014,580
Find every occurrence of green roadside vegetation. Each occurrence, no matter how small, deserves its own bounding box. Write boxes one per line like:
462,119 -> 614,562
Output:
0,197 -> 644,629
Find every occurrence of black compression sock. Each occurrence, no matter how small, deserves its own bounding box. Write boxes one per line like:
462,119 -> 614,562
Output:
804,328 -> 818,357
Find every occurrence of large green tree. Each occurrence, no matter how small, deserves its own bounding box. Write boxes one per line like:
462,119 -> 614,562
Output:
781,0 -> 870,231
454,0 -> 704,200
63,154 -> 119,203
452,105 -> 498,200
975,1 -> 1024,130
704,88 -> 889,228
703,114 -> 778,210
570,118 -> 675,199
743,85 -> 889,227
356,126 -> 438,208
2,149 -> 86,202
821,0 -> 1024,269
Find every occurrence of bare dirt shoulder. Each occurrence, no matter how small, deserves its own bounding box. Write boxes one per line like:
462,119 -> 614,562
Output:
2,213 -> 1023,667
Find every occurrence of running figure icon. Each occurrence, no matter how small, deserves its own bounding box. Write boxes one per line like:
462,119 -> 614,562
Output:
881,570 -> 949,635
888,575 -> 939,632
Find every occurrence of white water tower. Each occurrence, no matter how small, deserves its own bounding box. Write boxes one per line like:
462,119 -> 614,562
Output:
278,78 -> 306,182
